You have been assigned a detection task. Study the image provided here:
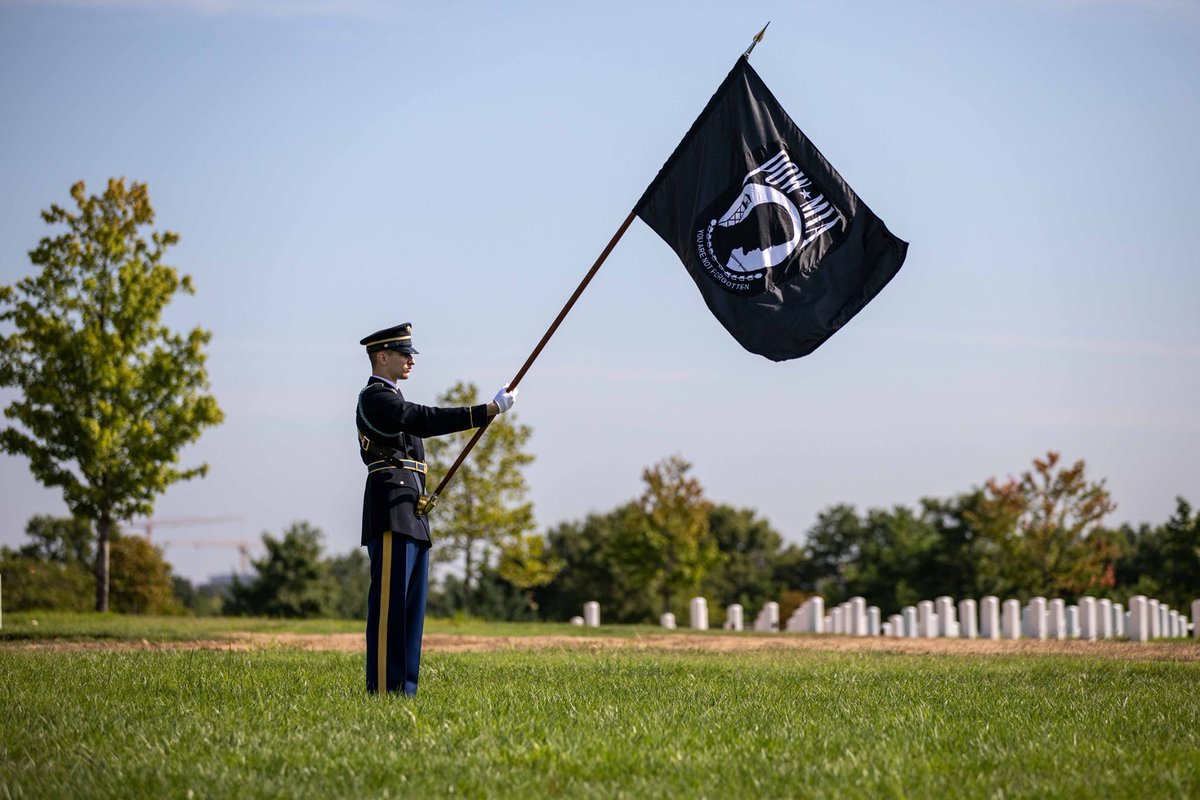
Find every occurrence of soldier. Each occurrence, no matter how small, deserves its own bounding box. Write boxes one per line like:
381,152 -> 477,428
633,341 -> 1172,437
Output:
356,322 -> 516,695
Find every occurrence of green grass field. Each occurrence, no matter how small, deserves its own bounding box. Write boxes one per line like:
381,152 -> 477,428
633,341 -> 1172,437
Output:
3,614 -> 1199,799
0,610 -> 652,642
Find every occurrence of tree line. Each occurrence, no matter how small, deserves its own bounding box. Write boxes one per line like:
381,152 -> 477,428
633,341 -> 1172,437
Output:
4,450 -> 1195,624
525,452 -> 1199,623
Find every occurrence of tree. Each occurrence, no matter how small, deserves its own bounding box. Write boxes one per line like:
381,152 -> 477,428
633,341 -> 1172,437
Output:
920,491 -> 1008,602
700,505 -> 791,616
842,506 -> 942,614
107,533 -> 181,614
423,381 -> 536,613
613,456 -> 719,616
227,522 -> 335,618
0,179 -> 224,611
0,515 -> 177,613
17,514 -> 94,566
1117,498 -> 1200,610
797,503 -> 864,603
971,451 -> 1117,600
0,554 -> 93,612
327,548 -> 371,619
797,503 -> 942,614
497,532 -> 564,614
537,505 -> 661,623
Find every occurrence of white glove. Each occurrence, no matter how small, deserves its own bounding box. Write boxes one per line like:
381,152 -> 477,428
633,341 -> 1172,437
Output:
492,386 -> 518,413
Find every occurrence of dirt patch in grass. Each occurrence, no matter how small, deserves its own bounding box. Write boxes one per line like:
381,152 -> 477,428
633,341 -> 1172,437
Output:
7,631 -> 1200,662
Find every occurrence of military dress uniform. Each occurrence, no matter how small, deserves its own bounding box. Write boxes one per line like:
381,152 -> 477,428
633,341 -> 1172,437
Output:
357,323 -> 490,696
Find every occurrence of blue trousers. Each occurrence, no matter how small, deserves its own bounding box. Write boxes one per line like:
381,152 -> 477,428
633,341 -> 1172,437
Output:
365,533 -> 429,696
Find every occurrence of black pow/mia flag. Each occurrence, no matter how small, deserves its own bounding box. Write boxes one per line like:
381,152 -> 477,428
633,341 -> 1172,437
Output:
635,56 -> 908,362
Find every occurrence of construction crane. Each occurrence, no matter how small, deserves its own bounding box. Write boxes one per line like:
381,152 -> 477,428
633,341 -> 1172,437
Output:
161,538 -> 253,575
128,516 -> 242,542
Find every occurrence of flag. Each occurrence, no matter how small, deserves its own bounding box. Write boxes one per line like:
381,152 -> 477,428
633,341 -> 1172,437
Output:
635,56 -> 908,362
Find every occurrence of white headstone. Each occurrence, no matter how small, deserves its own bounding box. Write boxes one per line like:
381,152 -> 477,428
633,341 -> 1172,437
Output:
1112,603 -> 1124,638
754,602 -> 779,632
1098,598 -> 1113,638
850,597 -> 867,636
1169,610 -> 1180,638
1002,599 -> 1021,639
690,596 -> 708,630
881,621 -> 892,637
831,606 -> 844,635
1128,596 -> 1148,641
570,616 -> 584,626
1048,598 -> 1066,639
980,596 -> 1000,640
918,600 -> 937,638
868,606 -> 881,636
809,596 -> 825,634
958,599 -> 978,639
1027,597 -> 1047,640
583,601 -> 600,627
660,612 -> 676,629
902,606 -> 918,638
1079,596 -> 1097,640
888,613 -> 904,637
1193,600 -> 1200,640
1148,599 -> 1161,639
1159,604 -> 1170,639
936,596 -> 958,638
724,604 -> 743,631
1066,605 -> 1079,638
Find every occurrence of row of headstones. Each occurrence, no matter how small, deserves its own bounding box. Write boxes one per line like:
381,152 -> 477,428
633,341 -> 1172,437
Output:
570,596 -> 1199,640
785,595 -> 1197,641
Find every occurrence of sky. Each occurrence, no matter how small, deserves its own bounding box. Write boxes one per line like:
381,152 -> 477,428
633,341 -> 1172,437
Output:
1,0 -> 1197,583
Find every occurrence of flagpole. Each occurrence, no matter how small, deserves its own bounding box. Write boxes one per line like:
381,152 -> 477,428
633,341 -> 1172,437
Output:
425,22 -> 771,512
424,210 -> 638,511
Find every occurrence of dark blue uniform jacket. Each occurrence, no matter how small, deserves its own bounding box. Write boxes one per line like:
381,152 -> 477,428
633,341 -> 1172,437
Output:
357,376 -> 488,546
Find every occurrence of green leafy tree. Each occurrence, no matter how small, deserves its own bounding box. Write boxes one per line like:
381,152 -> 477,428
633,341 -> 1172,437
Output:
1,515 -> 96,612
497,532 -> 564,614
920,491 -> 1008,601
843,506 -> 942,614
797,503 -> 864,603
17,514 -> 94,566
537,504 -> 660,623
0,555 -> 94,611
424,381 -> 535,614
0,179 -> 223,611
327,548 -> 371,619
108,533 -> 182,614
171,575 -> 225,616
228,522 -> 335,618
0,515 -> 177,613
700,505 -> 792,617
613,456 -> 720,616
1117,498 -> 1200,610
971,451 -> 1117,600
798,503 -> 942,614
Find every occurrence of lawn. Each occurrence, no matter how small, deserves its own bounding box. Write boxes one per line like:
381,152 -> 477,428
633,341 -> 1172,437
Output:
2,615 -> 1198,799
0,610 -> 652,642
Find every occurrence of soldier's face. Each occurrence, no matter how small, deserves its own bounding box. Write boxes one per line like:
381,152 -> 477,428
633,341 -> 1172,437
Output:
386,351 -> 414,381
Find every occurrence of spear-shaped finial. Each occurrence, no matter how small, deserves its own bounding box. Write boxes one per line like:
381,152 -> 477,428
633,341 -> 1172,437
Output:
744,21 -> 770,58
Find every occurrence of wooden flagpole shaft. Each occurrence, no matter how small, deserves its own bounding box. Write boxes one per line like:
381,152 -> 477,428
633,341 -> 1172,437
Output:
428,209 -> 639,504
